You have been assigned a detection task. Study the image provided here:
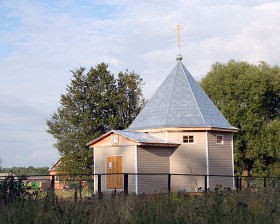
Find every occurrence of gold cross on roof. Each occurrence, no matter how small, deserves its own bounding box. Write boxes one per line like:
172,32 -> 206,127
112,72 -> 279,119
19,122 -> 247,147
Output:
174,24 -> 183,53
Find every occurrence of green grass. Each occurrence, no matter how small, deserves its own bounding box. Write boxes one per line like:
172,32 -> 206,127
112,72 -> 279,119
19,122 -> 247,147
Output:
0,188 -> 280,224
54,189 -> 93,199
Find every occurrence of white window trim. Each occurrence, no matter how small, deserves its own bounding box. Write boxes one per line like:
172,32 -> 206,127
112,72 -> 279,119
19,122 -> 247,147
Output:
216,135 -> 224,144
182,134 -> 195,144
112,134 -> 119,145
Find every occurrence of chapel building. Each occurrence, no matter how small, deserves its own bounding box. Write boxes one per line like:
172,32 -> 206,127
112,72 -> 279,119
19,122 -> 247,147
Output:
87,53 -> 238,194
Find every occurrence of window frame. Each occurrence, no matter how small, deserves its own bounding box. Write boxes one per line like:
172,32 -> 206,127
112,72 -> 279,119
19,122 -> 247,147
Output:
216,135 -> 224,144
182,135 -> 195,144
112,134 -> 119,145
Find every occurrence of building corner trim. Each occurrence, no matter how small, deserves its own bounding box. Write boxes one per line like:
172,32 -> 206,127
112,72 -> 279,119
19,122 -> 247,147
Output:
135,145 -> 138,194
231,134 -> 235,190
206,131 -> 209,189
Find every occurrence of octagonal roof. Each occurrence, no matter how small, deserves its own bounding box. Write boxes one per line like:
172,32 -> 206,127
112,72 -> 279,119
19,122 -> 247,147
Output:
127,55 -> 236,131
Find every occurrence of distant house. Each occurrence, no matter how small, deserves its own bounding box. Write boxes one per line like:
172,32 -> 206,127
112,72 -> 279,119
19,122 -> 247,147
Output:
0,172 -> 16,180
48,158 -> 65,190
87,53 -> 238,194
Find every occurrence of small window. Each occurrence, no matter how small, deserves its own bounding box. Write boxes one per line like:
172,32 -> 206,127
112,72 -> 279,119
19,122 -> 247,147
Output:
55,175 -> 61,182
216,135 -> 224,144
183,135 -> 194,143
112,134 -> 119,145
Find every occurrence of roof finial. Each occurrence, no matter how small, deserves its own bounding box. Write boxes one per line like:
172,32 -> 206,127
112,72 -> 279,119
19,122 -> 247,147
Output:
174,24 -> 183,61
174,24 -> 183,54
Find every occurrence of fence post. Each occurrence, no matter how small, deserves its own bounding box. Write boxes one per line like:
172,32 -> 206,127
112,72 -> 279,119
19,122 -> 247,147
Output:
79,180 -> 82,199
168,174 -> 171,193
51,175 -> 55,191
263,177 -> 267,188
239,177 -> 242,191
124,173 -> 128,195
204,175 -> 207,192
235,176 -> 239,190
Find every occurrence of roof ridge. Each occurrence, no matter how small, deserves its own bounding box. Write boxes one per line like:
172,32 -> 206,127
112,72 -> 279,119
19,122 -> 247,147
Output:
179,63 -> 209,127
164,63 -> 179,127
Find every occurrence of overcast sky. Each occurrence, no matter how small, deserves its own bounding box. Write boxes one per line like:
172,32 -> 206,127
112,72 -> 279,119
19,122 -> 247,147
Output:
0,0 -> 279,168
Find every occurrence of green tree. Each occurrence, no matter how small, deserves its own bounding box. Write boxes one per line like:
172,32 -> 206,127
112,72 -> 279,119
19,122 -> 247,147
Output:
0,166 -> 49,175
200,60 -> 280,176
47,63 -> 145,174
114,70 -> 145,129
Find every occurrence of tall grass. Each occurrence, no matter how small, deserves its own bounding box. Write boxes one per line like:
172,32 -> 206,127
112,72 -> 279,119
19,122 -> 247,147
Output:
0,188 -> 280,224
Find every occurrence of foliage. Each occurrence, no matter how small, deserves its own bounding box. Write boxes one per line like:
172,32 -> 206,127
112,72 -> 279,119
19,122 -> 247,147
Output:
47,63 -> 145,174
114,70 -> 145,129
200,60 -> 280,176
1,188 -> 280,223
0,166 -> 49,175
0,175 -> 37,203
0,175 -> 23,203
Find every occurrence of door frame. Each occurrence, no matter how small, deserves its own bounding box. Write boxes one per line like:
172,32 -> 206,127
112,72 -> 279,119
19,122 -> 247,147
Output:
105,155 -> 124,190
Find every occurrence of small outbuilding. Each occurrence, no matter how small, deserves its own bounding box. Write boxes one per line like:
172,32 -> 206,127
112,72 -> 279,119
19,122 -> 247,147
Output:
87,53 -> 238,194
49,158 -> 65,190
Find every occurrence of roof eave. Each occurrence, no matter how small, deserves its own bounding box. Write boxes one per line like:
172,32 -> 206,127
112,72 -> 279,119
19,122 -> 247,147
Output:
87,130 -> 142,147
86,130 -> 114,147
48,158 -> 62,171
129,126 -> 239,133
139,142 -> 180,147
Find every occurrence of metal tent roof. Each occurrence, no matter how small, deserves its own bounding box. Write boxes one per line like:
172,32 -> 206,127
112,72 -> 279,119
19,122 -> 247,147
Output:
127,55 -> 236,131
114,130 -> 178,145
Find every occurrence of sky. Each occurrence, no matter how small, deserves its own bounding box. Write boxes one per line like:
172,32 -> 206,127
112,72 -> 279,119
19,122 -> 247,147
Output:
0,0 -> 279,168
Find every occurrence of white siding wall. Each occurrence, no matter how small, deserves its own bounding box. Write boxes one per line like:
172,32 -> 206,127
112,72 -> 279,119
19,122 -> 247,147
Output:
169,131 -> 207,191
92,130 -> 234,194
93,145 -> 136,193
137,146 -> 171,194
207,132 -> 234,190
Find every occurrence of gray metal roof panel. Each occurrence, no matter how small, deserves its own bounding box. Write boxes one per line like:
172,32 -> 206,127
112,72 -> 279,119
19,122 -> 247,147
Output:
127,60 -> 235,131
114,130 -> 176,144
180,64 -> 233,128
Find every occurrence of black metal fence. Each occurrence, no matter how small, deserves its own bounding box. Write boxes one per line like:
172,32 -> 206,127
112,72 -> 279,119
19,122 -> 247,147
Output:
1,173 -> 280,199
93,173 -> 280,194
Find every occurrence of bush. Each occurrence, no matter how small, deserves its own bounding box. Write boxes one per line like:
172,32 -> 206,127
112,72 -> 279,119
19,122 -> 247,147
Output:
0,175 -> 42,203
0,175 -> 26,203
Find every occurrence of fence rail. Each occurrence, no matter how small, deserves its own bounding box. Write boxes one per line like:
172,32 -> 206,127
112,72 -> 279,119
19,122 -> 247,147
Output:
1,173 -> 280,198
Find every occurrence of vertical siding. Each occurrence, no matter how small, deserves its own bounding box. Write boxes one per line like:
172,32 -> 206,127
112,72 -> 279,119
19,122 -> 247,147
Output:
137,146 -> 171,194
93,145 -> 136,193
207,132 -> 234,190
169,131 -> 206,191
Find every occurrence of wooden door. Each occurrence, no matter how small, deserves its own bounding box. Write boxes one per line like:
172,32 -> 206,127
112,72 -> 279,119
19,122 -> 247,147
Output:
106,156 -> 123,189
